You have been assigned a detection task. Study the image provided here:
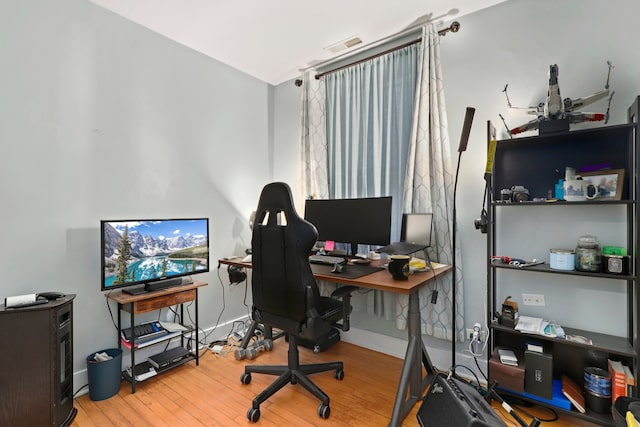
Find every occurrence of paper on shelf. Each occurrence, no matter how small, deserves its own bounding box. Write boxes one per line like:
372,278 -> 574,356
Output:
514,316 -> 548,335
159,321 -> 189,332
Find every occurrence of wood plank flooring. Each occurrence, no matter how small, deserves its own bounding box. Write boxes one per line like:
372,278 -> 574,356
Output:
72,340 -> 598,426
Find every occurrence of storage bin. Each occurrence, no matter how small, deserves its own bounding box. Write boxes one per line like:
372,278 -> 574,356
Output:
86,348 -> 122,401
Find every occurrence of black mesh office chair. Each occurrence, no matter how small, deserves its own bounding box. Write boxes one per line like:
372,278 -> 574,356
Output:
240,182 -> 355,422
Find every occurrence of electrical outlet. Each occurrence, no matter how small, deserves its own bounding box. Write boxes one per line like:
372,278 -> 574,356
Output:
466,328 -> 475,340
466,327 -> 486,343
522,293 -> 546,306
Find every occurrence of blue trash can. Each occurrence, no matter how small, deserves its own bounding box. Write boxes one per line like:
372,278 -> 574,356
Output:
86,348 -> 122,401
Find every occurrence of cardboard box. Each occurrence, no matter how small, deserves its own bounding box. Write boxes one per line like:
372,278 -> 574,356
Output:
489,347 -> 525,393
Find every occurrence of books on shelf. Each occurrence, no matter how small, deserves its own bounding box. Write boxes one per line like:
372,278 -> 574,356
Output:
623,364 -> 636,396
608,359 -> 627,404
561,375 -> 586,413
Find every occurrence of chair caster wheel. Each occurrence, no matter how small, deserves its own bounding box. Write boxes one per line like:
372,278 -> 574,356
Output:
334,369 -> 344,380
241,372 -> 252,385
247,407 -> 260,422
317,403 -> 330,419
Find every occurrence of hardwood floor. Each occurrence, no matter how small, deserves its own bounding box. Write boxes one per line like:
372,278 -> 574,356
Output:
72,340 -> 598,426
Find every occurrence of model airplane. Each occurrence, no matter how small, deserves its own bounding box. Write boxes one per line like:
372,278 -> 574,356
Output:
501,61 -> 615,135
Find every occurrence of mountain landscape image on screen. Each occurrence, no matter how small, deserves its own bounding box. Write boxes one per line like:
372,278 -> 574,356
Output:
102,220 -> 209,287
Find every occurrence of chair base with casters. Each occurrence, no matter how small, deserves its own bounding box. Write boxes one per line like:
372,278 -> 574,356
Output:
240,333 -> 344,422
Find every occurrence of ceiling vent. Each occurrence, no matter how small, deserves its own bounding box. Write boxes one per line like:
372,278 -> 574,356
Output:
324,36 -> 363,54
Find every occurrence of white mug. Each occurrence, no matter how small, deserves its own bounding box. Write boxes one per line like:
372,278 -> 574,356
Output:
563,179 -> 585,201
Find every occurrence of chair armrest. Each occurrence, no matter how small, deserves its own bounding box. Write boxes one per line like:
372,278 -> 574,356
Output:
330,285 -> 358,332
302,284 -> 332,339
330,285 -> 358,299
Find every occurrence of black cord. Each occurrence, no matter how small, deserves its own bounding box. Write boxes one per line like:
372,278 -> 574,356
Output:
105,290 -> 119,331
205,267 -> 227,344
512,402 -> 558,423
242,279 -> 251,317
73,383 -> 89,398
452,363 -> 482,392
473,355 -> 489,382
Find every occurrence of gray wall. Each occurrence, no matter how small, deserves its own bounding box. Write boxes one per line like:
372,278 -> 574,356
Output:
1,0 -> 270,385
273,0 -> 640,367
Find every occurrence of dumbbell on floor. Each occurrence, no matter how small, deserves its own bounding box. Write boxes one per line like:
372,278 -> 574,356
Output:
234,339 -> 273,361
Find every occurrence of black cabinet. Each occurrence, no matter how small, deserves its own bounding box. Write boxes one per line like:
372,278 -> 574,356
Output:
0,295 -> 76,427
486,111 -> 638,426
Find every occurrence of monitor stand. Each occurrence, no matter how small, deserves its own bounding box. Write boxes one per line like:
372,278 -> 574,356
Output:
350,243 -> 359,259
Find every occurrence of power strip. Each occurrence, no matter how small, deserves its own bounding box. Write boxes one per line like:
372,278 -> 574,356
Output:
210,345 -> 224,354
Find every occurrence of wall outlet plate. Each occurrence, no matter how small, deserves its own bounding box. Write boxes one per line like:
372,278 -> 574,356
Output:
466,328 -> 486,343
522,293 -> 545,306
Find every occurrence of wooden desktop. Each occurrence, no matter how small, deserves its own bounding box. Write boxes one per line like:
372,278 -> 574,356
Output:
218,256 -> 451,427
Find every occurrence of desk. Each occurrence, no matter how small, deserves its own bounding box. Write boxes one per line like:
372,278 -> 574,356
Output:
219,257 -> 451,427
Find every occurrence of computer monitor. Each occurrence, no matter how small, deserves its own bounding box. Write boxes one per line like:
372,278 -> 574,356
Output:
304,196 -> 392,255
401,213 -> 433,246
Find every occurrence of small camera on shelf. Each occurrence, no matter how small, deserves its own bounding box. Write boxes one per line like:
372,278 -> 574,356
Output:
500,185 -> 530,203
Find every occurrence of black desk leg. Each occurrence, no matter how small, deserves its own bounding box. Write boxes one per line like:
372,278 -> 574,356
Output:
389,291 -> 435,427
195,288 -> 199,365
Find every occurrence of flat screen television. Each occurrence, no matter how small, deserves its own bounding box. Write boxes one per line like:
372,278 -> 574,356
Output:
304,196 -> 392,256
101,218 -> 210,293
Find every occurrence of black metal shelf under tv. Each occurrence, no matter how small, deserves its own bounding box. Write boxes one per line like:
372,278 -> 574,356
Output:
107,282 -> 207,393
485,99 -> 640,427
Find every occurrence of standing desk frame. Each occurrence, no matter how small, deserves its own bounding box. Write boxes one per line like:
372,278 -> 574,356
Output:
219,257 -> 451,427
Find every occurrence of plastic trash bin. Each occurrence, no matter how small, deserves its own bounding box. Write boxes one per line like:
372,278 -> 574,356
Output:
86,348 -> 122,401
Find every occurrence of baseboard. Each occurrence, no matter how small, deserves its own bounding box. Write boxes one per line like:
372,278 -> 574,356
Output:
341,327 -> 487,384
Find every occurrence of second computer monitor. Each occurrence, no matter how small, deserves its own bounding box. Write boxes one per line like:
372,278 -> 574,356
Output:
401,213 -> 433,246
303,196 -> 392,252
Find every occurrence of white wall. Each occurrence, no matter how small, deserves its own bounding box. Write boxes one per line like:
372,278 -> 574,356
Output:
1,0 -> 272,388
273,0 -> 640,371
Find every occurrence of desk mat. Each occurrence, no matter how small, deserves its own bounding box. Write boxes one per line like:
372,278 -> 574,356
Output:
311,263 -> 384,279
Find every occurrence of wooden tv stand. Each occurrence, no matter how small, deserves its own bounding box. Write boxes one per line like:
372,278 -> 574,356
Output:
107,281 -> 207,393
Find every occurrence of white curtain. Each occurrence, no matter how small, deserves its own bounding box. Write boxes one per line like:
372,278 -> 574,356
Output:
400,25 -> 465,342
300,71 -> 329,201
299,24 -> 465,342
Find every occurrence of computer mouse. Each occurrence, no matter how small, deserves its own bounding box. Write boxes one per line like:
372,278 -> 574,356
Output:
331,263 -> 345,274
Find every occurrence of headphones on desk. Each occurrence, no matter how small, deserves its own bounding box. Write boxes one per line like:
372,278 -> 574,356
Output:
228,265 -> 247,284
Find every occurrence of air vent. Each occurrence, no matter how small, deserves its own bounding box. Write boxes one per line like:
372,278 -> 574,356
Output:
324,36 -> 363,54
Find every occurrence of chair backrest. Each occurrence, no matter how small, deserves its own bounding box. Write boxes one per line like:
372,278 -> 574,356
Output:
251,182 -> 320,333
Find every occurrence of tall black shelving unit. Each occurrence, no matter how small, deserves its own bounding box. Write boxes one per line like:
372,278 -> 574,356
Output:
485,99 -> 639,427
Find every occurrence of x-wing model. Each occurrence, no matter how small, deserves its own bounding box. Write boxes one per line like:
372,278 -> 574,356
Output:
501,62 -> 615,135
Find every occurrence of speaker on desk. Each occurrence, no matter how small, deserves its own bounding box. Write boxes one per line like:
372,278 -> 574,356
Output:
417,374 -> 506,427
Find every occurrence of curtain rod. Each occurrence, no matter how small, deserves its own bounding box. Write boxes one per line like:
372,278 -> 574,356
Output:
294,21 -> 460,86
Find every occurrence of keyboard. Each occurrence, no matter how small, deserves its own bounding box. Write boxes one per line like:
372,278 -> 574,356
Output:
121,321 -> 166,342
309,254 -> 347,265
